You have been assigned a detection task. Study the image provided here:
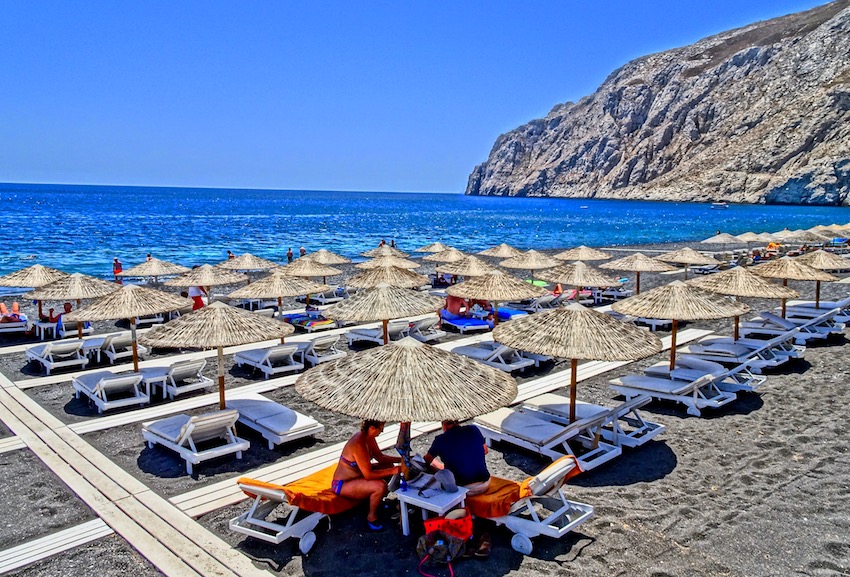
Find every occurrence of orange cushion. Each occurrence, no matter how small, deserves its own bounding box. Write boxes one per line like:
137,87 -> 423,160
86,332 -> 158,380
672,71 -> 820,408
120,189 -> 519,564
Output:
238,465 -> 359,516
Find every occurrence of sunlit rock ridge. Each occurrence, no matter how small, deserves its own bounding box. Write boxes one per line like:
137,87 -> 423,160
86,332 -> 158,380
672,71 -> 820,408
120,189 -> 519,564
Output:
466,1 -> 850,205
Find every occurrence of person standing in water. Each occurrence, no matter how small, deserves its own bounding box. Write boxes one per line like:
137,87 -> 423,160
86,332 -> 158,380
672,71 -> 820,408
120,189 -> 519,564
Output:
112,258 -> 123,283
286,247 -> 294,263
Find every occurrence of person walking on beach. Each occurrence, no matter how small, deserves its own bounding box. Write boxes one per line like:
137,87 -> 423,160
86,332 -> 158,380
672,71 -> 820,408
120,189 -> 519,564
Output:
286,247 -> 294,263
299,246 -> 306,257
227,250 -> 235,260
188,266 -> 207,310
112,258 -> 123,284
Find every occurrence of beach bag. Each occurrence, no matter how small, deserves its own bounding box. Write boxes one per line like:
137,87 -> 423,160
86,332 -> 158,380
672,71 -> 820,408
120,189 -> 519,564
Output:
422,507 -> 473,541
416,530 -> 465,576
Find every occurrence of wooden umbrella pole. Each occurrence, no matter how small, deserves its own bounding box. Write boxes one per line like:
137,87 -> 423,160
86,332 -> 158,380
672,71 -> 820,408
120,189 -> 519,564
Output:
636,272 -> 641,295
217,346 -> 226,410
76,299 -> 83,339
683,266 -> 688,280
130,318 -> 139,372
816,280 -> 821,309
382,319 -> 389,345
669,319 -> 679,370
569,358 -> 578,423
734,316 -> 740,341
493,301 -> 499,326
781,279 -> 788,317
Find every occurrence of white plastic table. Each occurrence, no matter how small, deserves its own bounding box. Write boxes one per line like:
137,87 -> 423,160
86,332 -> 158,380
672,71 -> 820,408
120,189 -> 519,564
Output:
394,474 -> 468,536
34,321 -> 57,341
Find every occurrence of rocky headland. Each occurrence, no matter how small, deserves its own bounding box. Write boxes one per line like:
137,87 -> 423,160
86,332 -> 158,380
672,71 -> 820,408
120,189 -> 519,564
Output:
466,1 -> 850,205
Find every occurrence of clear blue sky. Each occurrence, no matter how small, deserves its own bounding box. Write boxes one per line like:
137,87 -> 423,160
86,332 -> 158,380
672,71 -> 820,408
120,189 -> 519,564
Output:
0,0 -> 829,193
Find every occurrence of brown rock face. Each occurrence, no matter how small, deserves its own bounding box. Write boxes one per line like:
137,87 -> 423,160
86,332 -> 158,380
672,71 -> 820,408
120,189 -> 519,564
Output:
466,1 -> 850,205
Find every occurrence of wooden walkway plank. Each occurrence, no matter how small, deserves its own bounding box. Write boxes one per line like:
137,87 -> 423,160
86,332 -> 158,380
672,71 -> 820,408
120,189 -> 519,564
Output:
0,436 -> 25,454
0,519 -> 113,574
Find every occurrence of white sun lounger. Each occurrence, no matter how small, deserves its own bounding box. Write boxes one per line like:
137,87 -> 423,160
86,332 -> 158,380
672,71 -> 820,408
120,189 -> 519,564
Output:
234,344 -> 305,379
139,359 -> 214,400
296,290 -> 344,305
83,332 -> 147,365
408,317 -> 447,343
521,393 -> 665,448
452,342 -> 536,373
25,340 -> 89,375
439,314 -> 491,334
72,370 -> 149,413
644,355 -> 766,393
679,331 -> 799,374
0,319 -> 28,335
294,334 -> 347,366
227,393 -> 324,450
609,374 -> 737,417
56,318 -> 93,339
508,294 -> 556,313
474,407 -> 622,470
346,320 -> 410,345
787,296 -> 850,315
740,310 -> 838,344
134,313 -> 165,326
466,455 -> 594,555
784,304 -> 850,325
698,334 -> 805,360
142,409 -> 250,475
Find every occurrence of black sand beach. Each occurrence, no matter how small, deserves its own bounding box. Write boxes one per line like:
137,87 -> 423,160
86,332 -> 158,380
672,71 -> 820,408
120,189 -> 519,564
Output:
1,242 -> 849,576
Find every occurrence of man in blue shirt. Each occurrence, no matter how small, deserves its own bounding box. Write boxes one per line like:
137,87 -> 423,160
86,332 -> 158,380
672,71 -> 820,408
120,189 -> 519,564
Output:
424,420 -> 490,496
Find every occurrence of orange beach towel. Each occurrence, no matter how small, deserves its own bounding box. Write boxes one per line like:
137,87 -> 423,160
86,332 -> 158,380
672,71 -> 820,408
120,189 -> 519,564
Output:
238,464 -> 359,516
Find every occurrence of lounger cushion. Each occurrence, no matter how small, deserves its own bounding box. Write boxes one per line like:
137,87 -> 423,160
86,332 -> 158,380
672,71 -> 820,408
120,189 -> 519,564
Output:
144,414 -> 192,444
228,397 -> 318,435
73,371 -> 122,394
476,408 -> 566,446
235,349 -> 274,364
523,394 -> 609,421
237,465 -> 358,515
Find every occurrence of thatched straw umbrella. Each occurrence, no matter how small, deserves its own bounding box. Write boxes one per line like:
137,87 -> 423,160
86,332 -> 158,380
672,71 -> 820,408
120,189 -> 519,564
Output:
304,249 -> 351,266
347,265 -> 429,289
793,250 -> 849,308
361,245 -> 409,258
688,267 -> 798,339
783,230 -> 831,245
279,258 -> 343,293
322,284 -> 444,345
437,255 -> 495,278
612,280 -> 749,370
657,247 -> 720,279
164,264 -> 247,305
500,250 -> 560,281
494,303 -> 661,422
751,257 -> 837,316
735,232 -> 762,243
354,255 -> 420,270
227,271 -> 329,340
413,242 -> 453,253
116,258 -> 190,284
26,273 -> 121,338
216,253 -> 280,285
421,248 -> 469,265
140,302 -> 294,409
0,264 -> 70,319
553,245 -> 611,261
296,337 -> 517,468
539,261 -> 620,301
700,232 -> 742,245
65,285 -> 192,371
600,252 -> 676,294
477,243 -> 523,259
445,270 -> 547,326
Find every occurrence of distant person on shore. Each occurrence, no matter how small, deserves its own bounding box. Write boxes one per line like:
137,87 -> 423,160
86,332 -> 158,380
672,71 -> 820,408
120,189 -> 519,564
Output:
286,247 -> 294,263
112,258 -> 123,284
378,239 -> 386,247
390,239 -> 396,248
299,246 -> 307,257
227,250 -> 235,260
188,266 -> 207,310
146,253 -> 153,261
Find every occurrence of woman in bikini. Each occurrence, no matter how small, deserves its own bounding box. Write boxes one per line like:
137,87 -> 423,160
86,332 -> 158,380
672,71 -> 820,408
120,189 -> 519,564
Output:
332,420 -> 402,531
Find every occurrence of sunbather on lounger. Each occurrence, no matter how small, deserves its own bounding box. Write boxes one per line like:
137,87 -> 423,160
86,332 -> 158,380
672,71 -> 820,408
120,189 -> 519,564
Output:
333,420 -> 402,531
423,420 -> 491,496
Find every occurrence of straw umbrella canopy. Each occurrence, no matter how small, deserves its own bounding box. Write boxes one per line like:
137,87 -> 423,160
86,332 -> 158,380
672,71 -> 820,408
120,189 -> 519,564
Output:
279,258 -> 342,279
700,232 -> 742,245
322,284 -> 444,345
500,250 -> 560,281
304,249 -> 351,266
437,255 -> 496,278
794,250 -> 849,308
227,270 -> 330,321
361,245 -> 409,258
657,247 -> 720,279
0,264 -> 70,318
783,230 -> 831,245
413,242 -> 453,253
600,252 -> 676,294
164,264 -> 247,305
477,243 -> 523,258
117,258 -> 190,282
735,232 -> 763,243
346,265 -> 429,289
553,245 -> 611,261
612,280 -> 749,370
354,255 -> 421,270
445,269 -> 547,325
751,257 -> 837,316
140,302 -> 294,409
216,253 -> 280,272
26,273 -> 121,338
494,303 -> 662,422
295,337 -> 518,468
688,266 -> 799,339
772,228 -> 799,240
421,248 -> 469,265
64,285 -> 192,371
539,261 -> 620,301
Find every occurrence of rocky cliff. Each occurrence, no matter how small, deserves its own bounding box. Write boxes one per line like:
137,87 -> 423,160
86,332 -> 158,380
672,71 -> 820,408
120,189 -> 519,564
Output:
466,1 -> 850,205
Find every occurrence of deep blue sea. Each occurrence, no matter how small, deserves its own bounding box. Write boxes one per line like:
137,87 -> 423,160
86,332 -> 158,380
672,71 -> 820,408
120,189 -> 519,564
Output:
3,182 -> 850,279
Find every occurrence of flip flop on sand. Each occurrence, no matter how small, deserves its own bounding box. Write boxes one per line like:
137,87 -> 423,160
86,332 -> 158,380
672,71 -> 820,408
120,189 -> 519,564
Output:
475,533 -> 491,559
